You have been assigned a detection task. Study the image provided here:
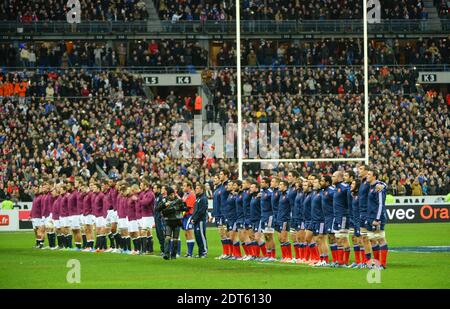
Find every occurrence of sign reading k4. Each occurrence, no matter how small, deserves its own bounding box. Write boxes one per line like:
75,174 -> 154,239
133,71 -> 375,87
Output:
66,0 -> 81,24
176,76 -> 192,85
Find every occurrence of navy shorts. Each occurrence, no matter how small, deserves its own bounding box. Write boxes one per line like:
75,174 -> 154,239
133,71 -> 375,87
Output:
182,215 -> 194,230
312,221 -> 325,236
244,219 -> 253,230
252,220 -> 262,233
365,217 -> 386,232
352,217 -> 361,237
214,216 -> 225,227
275,221 -> 290,233
324,217 -> 334,234
225,219 -> 238,232
260,215 -> 274,231
304,220 -> 313,231
333,216 -> 350,231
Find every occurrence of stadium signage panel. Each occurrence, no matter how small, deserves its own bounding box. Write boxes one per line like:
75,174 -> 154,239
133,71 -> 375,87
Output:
386,204 -> 450,223
142,74 -> 201,86
0,210 -> 20,231
419,72 -> 450,84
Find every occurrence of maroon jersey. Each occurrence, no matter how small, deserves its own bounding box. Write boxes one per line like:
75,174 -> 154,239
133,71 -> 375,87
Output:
139,190 -> 155,217
68,190 -> 78,216
42,193 -> 54,218
31,194 -> 43,219
52,196 -> 62,220
117,195 -> 127,219
127,196 -> 138,221
93,192 -> 105,217
102,191 -> 112,217
76,191 -> 85,215
83,192 -> 93,216
60,193 -> 70,217
107,188 -> 118,211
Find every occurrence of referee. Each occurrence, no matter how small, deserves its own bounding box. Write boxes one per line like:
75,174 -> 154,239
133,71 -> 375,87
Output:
192,183 -> 208,258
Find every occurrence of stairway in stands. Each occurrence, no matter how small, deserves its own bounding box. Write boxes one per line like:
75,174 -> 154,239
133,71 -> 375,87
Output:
423,0 -> 443,31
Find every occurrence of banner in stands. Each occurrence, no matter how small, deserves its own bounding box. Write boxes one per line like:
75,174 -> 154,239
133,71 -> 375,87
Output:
141,74 -> 201,86
386,204 -> 450,223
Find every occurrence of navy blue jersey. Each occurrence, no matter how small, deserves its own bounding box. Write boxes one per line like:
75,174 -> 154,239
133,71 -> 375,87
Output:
219,181 -> 230,213
260,188 -> 273,220
250,194 -> 261,223
235,191 -> 244,221
224,191 -> 237,221
368,181 -> 387,221
271,188 -> 280,220
287,185 -> 297,209
242,189 -> 252,221
292,190 -> 304,223
333,182 -> 350,217
358,178 -> 370,215
321,185 -> 335,218
347,185 -> 353,219
352,194 -> 360,220
302,192 -> 312,222
212,185 -> 222,218
277,191 -> 291,222
311,190 -> 324,222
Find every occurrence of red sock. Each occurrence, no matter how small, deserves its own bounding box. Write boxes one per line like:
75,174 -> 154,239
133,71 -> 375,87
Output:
252,244 -> 259,257
361,249 -> 366,262
343,249 -> 350,265
287,245 -> 292,259
242,244 -> 248,256
373,249 -> 380,262
226,243 -> 233,255
337,248 -> 343,264
331,249 -> 337,262
313,246 -> 320,260
380,248 -> 388,267
354,250 -> 361,264
272,249 -> 276,258
260,244 -> 267,257
324,255 -> 329,263
281,246 -> 286,258
222,242 -> 227,255
305,246 -> 311,261
233,244 -> 242,257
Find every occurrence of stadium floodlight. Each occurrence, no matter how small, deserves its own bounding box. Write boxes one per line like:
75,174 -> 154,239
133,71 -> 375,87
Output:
236,1 -> 371,179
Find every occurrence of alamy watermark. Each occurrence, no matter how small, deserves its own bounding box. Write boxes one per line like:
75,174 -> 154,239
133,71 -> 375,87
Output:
66,259 -> 81,284
170,116 -> 279,160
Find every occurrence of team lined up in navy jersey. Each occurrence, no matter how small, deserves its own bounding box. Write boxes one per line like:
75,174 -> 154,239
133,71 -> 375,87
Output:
211,166 -> 389,269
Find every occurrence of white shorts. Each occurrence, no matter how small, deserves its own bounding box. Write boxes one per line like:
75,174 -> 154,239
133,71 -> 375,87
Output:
128,220 -> 139,233
95,216 -> 106,228
118,217 -> 129,230
139,216 -> 155,229
54,219 -> 61,229
83,214 -> 96,225
32,218 -> 44,229
60,216 -> 71,228
70,215 -> 81,229
106,210 -> 118,225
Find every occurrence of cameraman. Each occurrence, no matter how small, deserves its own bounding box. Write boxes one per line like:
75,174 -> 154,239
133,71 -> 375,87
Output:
155,186 -> 187,260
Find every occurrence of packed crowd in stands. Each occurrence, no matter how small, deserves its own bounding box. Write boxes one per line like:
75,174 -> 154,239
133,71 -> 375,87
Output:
0,39 -> 209,70
435,0 -> 449,18
0,0 -> 149,21
241,0 -> 429,20
1,37 -> 447,70
155,0 -> 235,22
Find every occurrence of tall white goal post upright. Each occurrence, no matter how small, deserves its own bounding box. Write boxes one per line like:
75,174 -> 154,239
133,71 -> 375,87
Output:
235,0 -> 370,180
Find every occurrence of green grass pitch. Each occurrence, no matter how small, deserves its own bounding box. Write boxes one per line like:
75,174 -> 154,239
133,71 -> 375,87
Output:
1,223 -> 449,288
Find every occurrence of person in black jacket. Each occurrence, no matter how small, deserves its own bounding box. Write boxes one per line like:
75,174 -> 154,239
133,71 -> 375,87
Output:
152,183 -> 165,255
192,183 -> 209,258
155,186 -> 187,260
